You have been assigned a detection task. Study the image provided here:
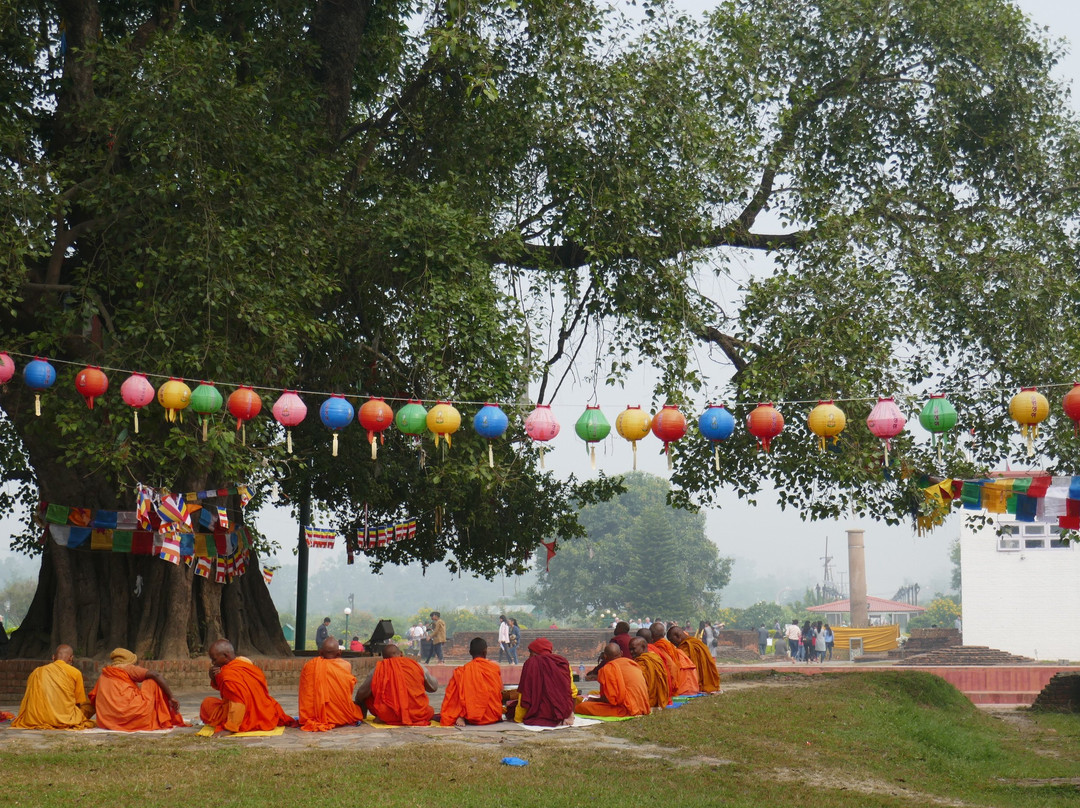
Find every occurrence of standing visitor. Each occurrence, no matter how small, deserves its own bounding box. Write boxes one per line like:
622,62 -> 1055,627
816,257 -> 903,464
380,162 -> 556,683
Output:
784,620 -> 801,663
757,625 -> 769,658
497,615 -> 512,663
824,623 -> 835,660
426,611 -> 446,664
509,618 -> 521,664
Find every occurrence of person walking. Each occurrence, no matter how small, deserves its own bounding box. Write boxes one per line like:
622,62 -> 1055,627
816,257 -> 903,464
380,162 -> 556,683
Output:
497,615 -> 512,664
425,612 -> 446,664
509,618 -> 521,664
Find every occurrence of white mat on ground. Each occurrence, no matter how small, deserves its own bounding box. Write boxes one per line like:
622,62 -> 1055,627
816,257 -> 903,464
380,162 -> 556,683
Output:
521,715 -> 602,731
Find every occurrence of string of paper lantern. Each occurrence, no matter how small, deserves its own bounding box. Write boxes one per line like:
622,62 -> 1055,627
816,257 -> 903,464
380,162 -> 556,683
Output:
4,350 -> 1080,465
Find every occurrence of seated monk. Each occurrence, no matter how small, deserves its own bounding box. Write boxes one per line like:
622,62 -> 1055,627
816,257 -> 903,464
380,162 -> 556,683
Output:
89,647 -> 186,731
11,644 -> 95,730
669,625 -> 721,693
298,637 -> 365,731
629,636 -> 672,710
574,643 -> 650,718
651,623 -> 699,695
641,627 -> 679,699
200,638 -> 297,733
512,637 -> 575,727
439,637 -> 504,727
353,644 -> 437,726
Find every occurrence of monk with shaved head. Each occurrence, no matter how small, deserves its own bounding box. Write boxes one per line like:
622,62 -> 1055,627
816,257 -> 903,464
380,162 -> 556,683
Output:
298,636 -> 365,731
200,638 -> 296,733
574,643 -> 650,718
668,625 -> 721,693
439,637 -> 504,727
629,636 -> 672,710
353,644 -> 438,726
11,644 -> 95,730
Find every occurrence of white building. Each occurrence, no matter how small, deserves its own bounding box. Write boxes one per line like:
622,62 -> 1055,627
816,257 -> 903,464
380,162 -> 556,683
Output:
961,514 -> 1080,661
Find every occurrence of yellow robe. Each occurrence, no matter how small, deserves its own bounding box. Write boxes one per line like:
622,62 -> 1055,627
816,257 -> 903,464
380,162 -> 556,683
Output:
12,660 -> 95,730
679,635 -> 721,693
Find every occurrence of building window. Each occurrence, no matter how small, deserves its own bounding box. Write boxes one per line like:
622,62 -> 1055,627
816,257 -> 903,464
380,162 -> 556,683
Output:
996,522 -> 1075,551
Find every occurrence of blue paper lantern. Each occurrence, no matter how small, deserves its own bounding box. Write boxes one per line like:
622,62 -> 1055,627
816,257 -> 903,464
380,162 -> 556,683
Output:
698,404 -> 735,470
473,403 -> 509,468
23,357 -> 56,417
319,394 -> 355,457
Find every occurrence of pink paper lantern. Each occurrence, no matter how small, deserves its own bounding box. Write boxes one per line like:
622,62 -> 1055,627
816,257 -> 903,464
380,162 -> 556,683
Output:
120,372 -> 156,433
866,397 -> 906,466
272,390 -> 307,453
0,352 -> 14,385
524,404 -> 560,468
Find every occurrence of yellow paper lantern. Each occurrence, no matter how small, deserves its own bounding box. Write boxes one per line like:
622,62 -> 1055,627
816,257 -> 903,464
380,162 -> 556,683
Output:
807,400 -> 846,451
1008,387 -> 1049,457
157,377 -> 192,423
615,405 -> 652,469
426,400 -> 461,448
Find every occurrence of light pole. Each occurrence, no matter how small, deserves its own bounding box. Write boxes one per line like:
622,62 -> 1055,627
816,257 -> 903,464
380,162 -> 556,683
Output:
344,606 -> 352,640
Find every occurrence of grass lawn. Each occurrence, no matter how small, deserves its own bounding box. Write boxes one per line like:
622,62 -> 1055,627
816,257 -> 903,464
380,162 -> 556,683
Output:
3,671 -> 1078,807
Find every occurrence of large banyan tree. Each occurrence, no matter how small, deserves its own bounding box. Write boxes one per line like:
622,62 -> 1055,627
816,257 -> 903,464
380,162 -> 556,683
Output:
3,0 -> 1080,657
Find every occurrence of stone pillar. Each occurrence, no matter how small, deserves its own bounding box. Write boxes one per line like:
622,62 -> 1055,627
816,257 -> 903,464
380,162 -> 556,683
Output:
847,528 -> 868,628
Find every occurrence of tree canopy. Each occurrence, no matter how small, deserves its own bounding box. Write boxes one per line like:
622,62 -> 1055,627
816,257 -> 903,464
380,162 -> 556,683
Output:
528,472 -> 733,619
1,0 -> 1079,656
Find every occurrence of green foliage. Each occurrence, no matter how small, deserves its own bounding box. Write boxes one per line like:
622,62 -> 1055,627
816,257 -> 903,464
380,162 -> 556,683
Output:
0,575 -> 36,626
907,595 -> 962,631
528,472 -> 733,619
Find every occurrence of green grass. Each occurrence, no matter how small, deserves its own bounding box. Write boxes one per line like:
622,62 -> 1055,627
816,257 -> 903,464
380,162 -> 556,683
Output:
3,672 -> 1078,807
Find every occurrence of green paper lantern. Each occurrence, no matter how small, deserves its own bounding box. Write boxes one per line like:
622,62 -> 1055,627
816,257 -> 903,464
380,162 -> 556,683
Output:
190,382 -> 223,441
395,399 -> 428,437
919,394 -> 957,458
574,405 -> 611,469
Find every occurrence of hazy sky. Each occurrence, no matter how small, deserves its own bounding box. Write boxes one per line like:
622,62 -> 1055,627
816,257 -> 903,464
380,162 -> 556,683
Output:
4,1 -> 1078,612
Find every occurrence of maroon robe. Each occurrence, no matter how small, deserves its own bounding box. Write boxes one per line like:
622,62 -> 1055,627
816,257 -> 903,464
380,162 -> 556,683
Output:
518,652 -> 575,726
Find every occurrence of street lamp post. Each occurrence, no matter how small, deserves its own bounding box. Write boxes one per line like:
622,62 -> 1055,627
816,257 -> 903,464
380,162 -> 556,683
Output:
344,606 -> 352,640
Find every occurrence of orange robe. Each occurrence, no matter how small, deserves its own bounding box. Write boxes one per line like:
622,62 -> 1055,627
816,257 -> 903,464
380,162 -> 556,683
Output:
89,664 -> 186,730
11,660 -> 95,730
439,657 -> 504,726
655,638 -> 699,695
679,635 -> 721,693
574,658 -> 650,717
634,651 -> 672,709
364,656 -> 434,726
200,657 -> 295,732
648,641 -> 681,698
298,656 -> 365,732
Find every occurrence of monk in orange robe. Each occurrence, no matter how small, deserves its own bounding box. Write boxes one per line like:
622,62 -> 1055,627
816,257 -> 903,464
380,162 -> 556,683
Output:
353,644 -> 437,726
298,637 -> 365,731
200,638 -> 297,733
11,644 -> 95,730
575,643 -> 651,717
670,626 -> 722,693
629,636 -> 671,709
89,647 -> 186,731
440,637 -> 504,727
651,624 -> 699,695
640,627 -> 679,698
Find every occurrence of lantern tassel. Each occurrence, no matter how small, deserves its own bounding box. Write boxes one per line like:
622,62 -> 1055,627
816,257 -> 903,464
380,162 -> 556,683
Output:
332,432 -> 339,457
202,417 -> 208,442
488,443 -> 494,468
371,438 -> 378,461
35,394 -> 41,416
133,411 -> 140,434
241,423 -> 246,446
666,443 -> 672,471
818,435 -> 826,452
590,445 -> 597,470
882,439 -> 890,468
286,429 -> 293,454
539,446 -> 546,469
713,444 -> 720,472
631,441 -> 638,470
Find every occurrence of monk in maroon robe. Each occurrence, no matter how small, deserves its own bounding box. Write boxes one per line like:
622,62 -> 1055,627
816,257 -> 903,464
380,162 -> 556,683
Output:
515,638 -> 575,727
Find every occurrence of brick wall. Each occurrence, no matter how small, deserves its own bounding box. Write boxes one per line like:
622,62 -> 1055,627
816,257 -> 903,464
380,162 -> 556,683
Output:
1031,672 -> 1080,712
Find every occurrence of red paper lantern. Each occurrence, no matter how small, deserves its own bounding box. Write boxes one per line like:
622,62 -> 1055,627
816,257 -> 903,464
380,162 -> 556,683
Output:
227,386 -> 262,444
651,404 -> 687,469
358,397 -> 394,460
74,366 -> 109,409
1063,383 -> 1080,435
120,372 -> 156,433
0,352 -> 14,385
747,402 -> 784,452
272,390 -> 307,453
